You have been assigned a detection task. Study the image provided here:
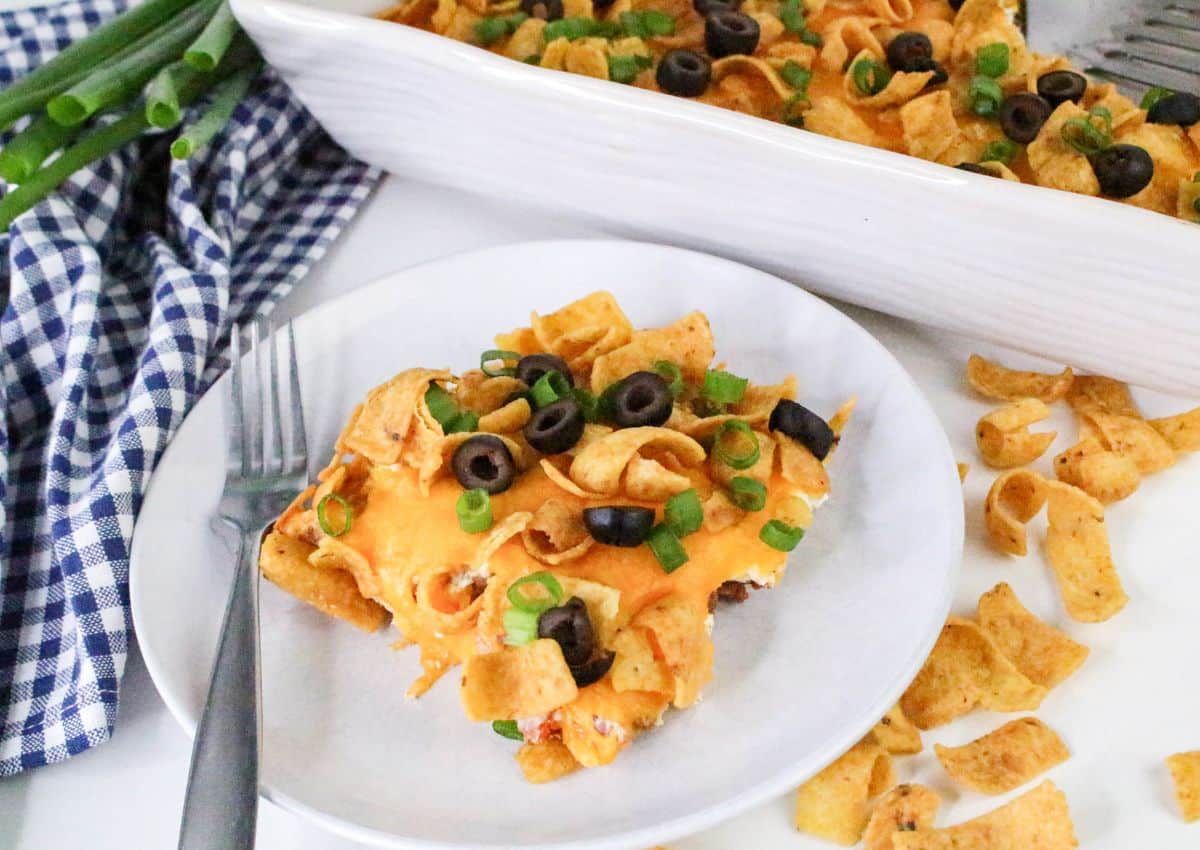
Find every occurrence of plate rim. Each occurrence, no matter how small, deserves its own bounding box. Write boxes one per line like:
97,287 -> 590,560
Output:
131,239 -> 963,850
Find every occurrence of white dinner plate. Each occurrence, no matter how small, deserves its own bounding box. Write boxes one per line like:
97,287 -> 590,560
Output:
130,240 -> 963,850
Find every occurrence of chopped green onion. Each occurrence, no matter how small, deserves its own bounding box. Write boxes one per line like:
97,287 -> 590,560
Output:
524,53 -> 543,65
647,524 -> 689,573
730,477 -> 767,511
1060,106 -> 1112,155
852,58 -> 891,96
530,370 -> 571,408
171,57 -> 260,159
0,114 -> 80,184
492,719 -> 524,740
447,411 -> 480,434
1193,196 -> 1200,216
184,0 -> 240,72
481,349 -> 520,378
799,28 -> 823,47
664,489 -> 703,537
456,489 -> 493,533
608,54 -> 652,84
713,420 -> 761,470
47,0 -> 217,126
503,607 -> 541,645
425,384 -> 461,430
974,42 -> 1010,78
980,138 -> 1018,165
783,93 -> 808,126
507,571 -> 564,614
475,16 -> 510,45
145,62 -> 188,129
653,361 -> 685,397
619,9 -> 676,38
572,387 -> 601,423
1140,85 -> 1173,111
968,75 -> 1003,117
702,369 -> 748,405
0,0 -> 199,132
316,493 -> 353,537
779,0 -> 806,34
759,518 -> 804,551
1194,171 -> 1200,182
780,60 -> 812,92
544,16 -> 618,41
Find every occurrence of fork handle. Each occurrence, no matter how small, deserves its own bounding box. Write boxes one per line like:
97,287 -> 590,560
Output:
177,531 -> 261,850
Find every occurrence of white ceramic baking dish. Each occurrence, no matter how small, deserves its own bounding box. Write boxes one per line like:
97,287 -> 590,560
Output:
232,0 -> 1200,395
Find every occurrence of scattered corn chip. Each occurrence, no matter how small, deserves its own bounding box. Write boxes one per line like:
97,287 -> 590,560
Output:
1167,751 -> 1200,822
1150,407 -> 1200,453
1083,411 -> 1176,475
632,596 -> 714,708
1052,438 -> 1141,504
1043,481 -> 1128,623
529,291 -> 633,374
976,583 -> 1088,689
610,625 -> 672,695
569,427 -> 706,497
589,311 -> 714,392
957,463 -> 969,483
775,432 -> 831,499
899,617 -> 1047,730
872,704 -> 923,755
863,784 -> 941,850
521,499 -> 594,565
984,469 -> 1047,557
976,399 -> 1057,469
460,639 -> 579,721
1065,375 -> 1139,418
965,355 -> 1074,404
892,781 -> 1078,850
343,368 -> 453,464
477,397 -> 531,433
516,739 -> 581,784
934,717 -> 1070,794
794,736 -> 894,845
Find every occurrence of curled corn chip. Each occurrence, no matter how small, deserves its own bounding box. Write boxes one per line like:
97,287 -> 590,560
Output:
807,96 -> 883,147
504,16 -> 545,59
863,784 -> 941,850
477,397 -> 532,434
1065,375 -> 1139,418
711,55 -> 794,101
460,639 -> 579,721
872,704 -> 923,755
899,617 -> 1047,730
343,368 -> 453,464
984,468 -> 1047,557
892,781 -> 1078,850
540,457 -> 606,499
455,371 -> 526,413
589,311 -> 715,392
1168,751 -> 1200,822
633,596 -> 714,708
557,575 -> 621,644
1083,411 -> 1175,475
844,49 -> 935,108
569,427 -> 706,496
1150,406 -> 1200,452
522,499 -> 594,565
976,583 -> 1088,689
776,432 -> 831,498
1028,102 -> 1101,196
610,625 -> 672,695
864,0 -> 914,23
528,291 -> 633,374
260,529 -> 388,632
900,90 -> 969,164
1043,481 -> 1128,623
1052,438 -> 1140,504
793,736 -> 894,846
935,717 -> 1070,795
976,399 -> 1057,469
966,355 -> 1074,403
473,511 -> 533,570
624,454 -> 693,501
702,489 -> 745,533
817,15 -> 886,71
516,739 -> 581,784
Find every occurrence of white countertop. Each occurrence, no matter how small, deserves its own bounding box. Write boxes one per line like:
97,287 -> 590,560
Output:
2,176 -> 1198,850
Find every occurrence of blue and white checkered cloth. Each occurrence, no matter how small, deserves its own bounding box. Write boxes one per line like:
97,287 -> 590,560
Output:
0,0 -> 379,774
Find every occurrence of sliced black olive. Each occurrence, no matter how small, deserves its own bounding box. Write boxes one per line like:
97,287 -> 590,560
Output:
694,0 -> 739,14
656,49 -> 711,98
1090,143 -> 1154,198
885,32 -> 933,72
515,353 -> 574,389
451,435 -> 517,494
519,0 -> 564,20
583,506 -> 655,547
570,650 -> 616,687
768,399 -> 835,460
1035,70 -> 1087,107
538,597 -> 595,667
955,162 -> 996,176
608,371 -> 673,427
1148,92 -> 1200,127
524,398 -> 585,454
999,92 -> 1052,143
705,11 -> 759,58
948,0 -> 964,9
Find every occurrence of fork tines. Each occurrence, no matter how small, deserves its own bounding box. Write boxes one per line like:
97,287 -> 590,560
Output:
227,321 -> 308,483
1071,0 -> 1200,94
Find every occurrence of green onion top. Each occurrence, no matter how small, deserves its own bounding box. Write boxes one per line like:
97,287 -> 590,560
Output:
968,75 -> 1004,116
426,384 -> 460,428
1140,85 -> 1173,111
1060,106 -> 1112,155
316,493 -> 353,537
492,719 -> 524,740
780,60 -> 813,92
780,0 -> 806,34
664,488 -> 703,538
713,420 -> 761,470
702,369 -> 748,405
456,488 -> 494,534
608,54 -> 652,84
507,571 -> 564,613
544,16 -> 619,41
760,518 -> 805,552
730,476 -> 767,512
474,10 -> 527,45
619,9 -> 676,38
647,524 -> 689,573
974,42 -> 1010,78
1193,197 -> 1200,216
530,370 -> 572,408
481,349 -> 520,378
852,58 -> 891,96
653,360 -> 685,397
447,411 -> 479,434
503,607 -> 541,645
799,29 -> 823,47
981,139 -> 1018,165
572,387 -> 601,423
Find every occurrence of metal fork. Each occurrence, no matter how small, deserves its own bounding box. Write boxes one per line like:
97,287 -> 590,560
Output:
1054,0 -> 1200,97
177,321 -> 309,850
